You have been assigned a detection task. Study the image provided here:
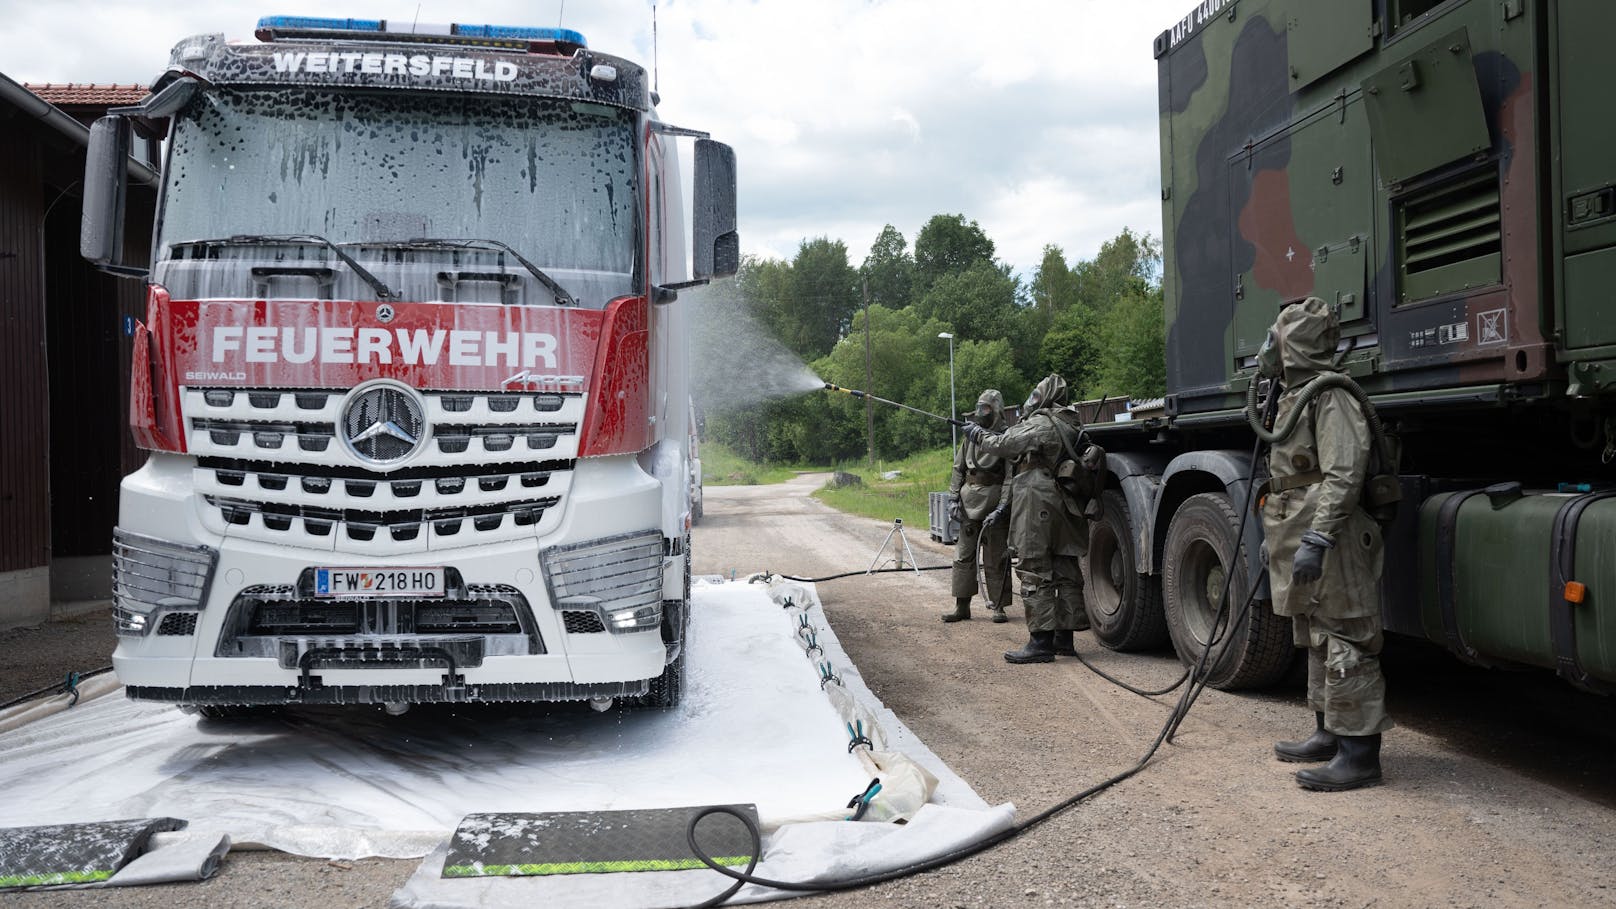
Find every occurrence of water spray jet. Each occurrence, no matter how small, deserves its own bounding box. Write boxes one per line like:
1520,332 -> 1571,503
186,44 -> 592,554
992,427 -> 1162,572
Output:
822,383 -> 967,427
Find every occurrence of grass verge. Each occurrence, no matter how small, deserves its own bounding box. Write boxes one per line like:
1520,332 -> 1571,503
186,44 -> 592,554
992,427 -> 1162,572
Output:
812,447 -> 954,529
699,441 -> 809,486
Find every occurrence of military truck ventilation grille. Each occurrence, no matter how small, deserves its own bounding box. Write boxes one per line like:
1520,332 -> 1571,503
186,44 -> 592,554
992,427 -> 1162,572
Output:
1397,173 -> 1502,304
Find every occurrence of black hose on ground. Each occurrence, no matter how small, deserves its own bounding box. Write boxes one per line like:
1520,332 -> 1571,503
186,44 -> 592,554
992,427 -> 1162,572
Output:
690,387 -> 1279,906
0,666 -> 115,713
777,565 -> 951,584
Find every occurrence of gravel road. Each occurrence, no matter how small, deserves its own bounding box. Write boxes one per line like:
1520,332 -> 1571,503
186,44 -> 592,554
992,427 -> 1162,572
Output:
6,472 -> 1616,908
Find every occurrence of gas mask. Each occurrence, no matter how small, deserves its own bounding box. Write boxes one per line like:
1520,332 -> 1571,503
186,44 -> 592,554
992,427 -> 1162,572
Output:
974,405 -> 994,427
1023,389 -> 1043,413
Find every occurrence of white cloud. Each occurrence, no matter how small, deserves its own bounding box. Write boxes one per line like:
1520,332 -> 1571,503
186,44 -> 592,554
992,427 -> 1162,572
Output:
0,0 -> 1192,272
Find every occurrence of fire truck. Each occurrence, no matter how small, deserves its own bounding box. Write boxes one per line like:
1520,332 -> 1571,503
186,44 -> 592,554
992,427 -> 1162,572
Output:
79,15 -> 737,713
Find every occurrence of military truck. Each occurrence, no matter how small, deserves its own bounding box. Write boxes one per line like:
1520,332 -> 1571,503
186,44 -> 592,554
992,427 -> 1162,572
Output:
1082,0 -> 1616,693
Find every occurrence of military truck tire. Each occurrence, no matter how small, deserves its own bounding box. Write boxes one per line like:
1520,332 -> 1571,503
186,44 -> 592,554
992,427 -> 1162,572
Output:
1161,492 -> 1293,690
1085,489 -> 1168,651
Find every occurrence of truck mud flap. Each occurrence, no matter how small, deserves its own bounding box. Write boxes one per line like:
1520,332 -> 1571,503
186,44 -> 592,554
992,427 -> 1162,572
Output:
441,805 -> 759,878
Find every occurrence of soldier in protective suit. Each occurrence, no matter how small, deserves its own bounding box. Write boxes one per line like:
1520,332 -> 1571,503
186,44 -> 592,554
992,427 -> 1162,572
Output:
964,374 -> 1091,663
944,390 -> 1013,624
1259,297 -> 1390,792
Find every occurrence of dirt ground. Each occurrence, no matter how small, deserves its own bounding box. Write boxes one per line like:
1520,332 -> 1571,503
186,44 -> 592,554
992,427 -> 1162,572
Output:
6,472 -> 1616,908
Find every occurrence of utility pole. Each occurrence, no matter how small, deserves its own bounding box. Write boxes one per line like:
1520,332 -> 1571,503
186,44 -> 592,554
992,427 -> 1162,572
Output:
863,277 -> 874,467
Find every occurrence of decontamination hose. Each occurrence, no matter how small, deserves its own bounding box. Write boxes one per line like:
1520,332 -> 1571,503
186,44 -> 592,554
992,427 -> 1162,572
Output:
689,391 -> 1280,907
1245,372 -> 1396,472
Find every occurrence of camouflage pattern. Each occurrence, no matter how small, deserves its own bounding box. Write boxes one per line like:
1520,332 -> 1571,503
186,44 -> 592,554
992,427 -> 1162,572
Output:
950,390 -> 1012,604
974,375 -> 1089,634
1260,299 -> 1390,736
1155,0 -> 1562,416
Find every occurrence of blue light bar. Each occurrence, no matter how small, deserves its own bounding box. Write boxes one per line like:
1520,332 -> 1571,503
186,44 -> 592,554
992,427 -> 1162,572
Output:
257,16 -> 383,32
255,15 -> 587,49
453,24 -> 587,47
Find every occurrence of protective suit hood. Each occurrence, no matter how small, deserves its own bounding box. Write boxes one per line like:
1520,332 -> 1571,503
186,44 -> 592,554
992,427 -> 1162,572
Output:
1024,374 -> 1069,414
971,389 -> 1006,429
1273,297 -> 1340,387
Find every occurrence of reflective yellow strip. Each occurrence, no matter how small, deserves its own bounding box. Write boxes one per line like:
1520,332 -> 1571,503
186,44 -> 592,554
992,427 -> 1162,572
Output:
443,856 -> 753,877
0,869 -> 114,887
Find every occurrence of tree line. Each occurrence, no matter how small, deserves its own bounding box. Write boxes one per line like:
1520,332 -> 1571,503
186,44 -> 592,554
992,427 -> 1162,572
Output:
700,214 -> 1167,464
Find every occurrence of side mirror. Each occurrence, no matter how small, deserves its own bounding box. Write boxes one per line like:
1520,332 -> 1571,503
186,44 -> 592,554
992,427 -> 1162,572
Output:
81,116 -> 136,276
692,139 -> 738,280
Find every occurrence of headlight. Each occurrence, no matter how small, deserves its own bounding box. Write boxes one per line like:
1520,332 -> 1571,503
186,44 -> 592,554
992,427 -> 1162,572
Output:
112,529 -> 218,636
541,530 -> 664,635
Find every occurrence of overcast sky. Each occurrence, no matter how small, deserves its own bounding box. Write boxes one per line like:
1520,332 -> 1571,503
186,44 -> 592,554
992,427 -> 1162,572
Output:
1,0 -> 1191,274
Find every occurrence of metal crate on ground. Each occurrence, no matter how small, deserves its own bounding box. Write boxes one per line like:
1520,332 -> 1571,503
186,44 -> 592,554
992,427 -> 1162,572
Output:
929,492 -> 959,545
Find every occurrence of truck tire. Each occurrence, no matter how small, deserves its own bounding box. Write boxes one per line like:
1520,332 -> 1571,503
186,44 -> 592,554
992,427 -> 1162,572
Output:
1085,489 -> 1168,651
632,546 -> 691,710
1161,492 -> 1293,690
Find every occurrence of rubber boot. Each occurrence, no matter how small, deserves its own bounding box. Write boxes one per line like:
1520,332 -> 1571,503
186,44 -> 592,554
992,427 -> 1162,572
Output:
1295,734 -> 1383,791
942,598 -> 971,623
990,605 -> 1009,624
1051,629 -> 1077,657
1004,631 -> 1056,664
1274,712 -> 1338,763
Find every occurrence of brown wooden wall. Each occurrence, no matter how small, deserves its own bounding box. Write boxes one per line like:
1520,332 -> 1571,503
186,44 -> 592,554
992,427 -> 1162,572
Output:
0,126 -> 48,573
1,112 -> 155,572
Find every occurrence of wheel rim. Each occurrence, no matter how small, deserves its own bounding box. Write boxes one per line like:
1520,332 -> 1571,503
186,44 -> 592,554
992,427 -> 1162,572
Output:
1089,521 -> 1123,621
1180,538 -> 1227,647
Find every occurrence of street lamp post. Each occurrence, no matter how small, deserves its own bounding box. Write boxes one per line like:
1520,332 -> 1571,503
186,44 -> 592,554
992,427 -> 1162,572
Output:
938,332 -> 956,452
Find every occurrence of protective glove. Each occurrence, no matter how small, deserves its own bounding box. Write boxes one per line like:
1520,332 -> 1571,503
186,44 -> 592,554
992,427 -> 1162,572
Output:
962,421 -> 987,443
1291,530 -> 1334,585
948,499 -> 961,523
983,504 -> 1007,529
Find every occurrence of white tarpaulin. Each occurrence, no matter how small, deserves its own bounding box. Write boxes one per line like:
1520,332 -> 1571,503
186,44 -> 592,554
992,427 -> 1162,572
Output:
0,579 -> 1011,904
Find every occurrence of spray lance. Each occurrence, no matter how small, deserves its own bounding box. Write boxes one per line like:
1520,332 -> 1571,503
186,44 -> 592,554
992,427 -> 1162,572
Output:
822,383 -> 970,428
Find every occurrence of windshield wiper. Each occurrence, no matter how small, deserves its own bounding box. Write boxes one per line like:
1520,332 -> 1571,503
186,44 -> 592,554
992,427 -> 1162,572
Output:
394,238 -> 577,307
194,234 -> 399,301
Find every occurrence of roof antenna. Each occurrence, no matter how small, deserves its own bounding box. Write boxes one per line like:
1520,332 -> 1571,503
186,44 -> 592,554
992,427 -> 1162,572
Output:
410,2 -> 421,33
653,0 -> 659,95
558,0 -> 566,28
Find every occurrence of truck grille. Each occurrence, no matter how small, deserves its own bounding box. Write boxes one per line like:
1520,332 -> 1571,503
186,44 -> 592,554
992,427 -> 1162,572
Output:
217,581 -> 543,663
541,530 -> 665,634
112,530 -> 218,636
186,389 -> 584,551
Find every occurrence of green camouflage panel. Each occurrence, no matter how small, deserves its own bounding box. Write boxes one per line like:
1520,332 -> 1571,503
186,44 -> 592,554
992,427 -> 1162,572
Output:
1261,299 -> 1384,620
1153,0 -> 1603,415
1293,612 -> 1393,737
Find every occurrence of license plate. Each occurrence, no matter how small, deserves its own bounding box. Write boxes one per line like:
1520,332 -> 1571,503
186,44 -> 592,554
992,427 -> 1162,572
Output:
314,567 -> 446,598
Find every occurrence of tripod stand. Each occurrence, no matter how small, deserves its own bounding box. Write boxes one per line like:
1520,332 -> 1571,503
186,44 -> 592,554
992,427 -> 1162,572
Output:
866,518 -> 921,575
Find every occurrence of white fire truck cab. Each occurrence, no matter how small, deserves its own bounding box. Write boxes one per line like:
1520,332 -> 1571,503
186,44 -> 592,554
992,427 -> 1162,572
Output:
80,15 -> 738,713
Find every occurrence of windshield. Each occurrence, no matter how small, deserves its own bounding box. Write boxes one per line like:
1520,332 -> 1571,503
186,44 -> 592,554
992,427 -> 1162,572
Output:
158,87 -> 640,305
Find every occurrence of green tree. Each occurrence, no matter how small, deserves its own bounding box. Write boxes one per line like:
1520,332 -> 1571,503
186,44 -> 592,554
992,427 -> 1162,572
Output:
1089,289 -> 1167,399
859,224 -> 914,310
1037,300 -> 1100,392
913,213 -> 995,295
1028,244 -> 1081,326
1074,227 -> 1162,312
780,237 -> 859,359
